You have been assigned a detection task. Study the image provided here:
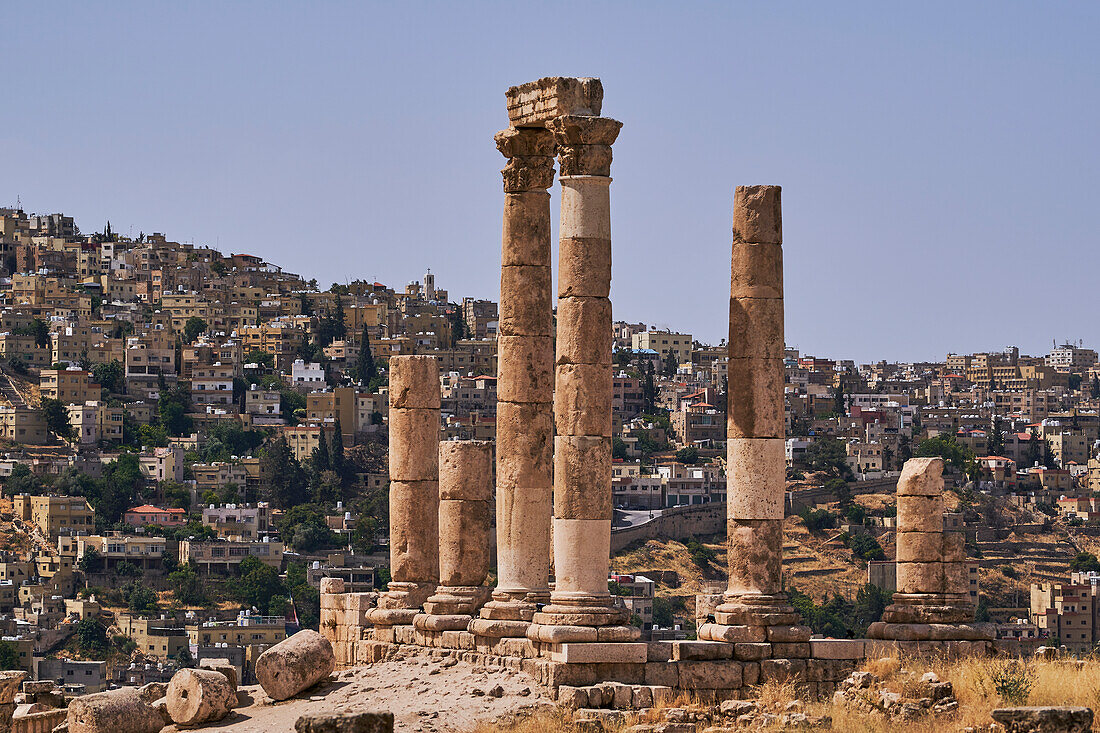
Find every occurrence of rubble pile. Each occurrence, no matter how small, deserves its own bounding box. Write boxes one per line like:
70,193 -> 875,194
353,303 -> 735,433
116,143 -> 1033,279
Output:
832,669 -> 958,721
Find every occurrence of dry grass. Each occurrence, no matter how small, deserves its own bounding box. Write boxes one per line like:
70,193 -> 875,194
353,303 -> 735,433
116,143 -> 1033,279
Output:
478,655 -> 1100,732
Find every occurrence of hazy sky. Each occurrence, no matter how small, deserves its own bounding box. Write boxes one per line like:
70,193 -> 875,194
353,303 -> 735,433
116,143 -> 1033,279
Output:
4,2 -> 1098,363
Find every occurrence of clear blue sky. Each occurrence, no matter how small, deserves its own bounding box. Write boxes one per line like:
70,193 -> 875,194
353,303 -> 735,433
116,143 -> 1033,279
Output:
4,2 -> 1098,363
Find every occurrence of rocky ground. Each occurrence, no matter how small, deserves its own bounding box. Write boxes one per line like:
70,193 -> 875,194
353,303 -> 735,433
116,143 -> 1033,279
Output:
181,656 -> 552,733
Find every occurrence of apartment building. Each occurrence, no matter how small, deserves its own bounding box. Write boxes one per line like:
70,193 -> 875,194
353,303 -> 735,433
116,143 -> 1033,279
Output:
138,446 -> 186,483
0,406 -> 49,444
657,462 -> 726,506
632,330 -> 692,368
67,401 -> 124,445
178,538 -> 284,574
115,614 -> 190,660
123,506 -> 186,529
13,494 -> 94,539
186,610 -> 286,648
76,534 -> 167,571
609,573 -> 656,630
201,503 -> 272,540
191,362 -> 236,407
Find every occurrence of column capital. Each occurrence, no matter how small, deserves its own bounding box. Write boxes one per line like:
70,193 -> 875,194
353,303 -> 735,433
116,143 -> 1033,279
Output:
549,116 -> 622,177
496,128 -> 555,193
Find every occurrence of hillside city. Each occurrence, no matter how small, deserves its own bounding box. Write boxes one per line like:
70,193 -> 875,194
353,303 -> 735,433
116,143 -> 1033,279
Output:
2,206 -> 1099,695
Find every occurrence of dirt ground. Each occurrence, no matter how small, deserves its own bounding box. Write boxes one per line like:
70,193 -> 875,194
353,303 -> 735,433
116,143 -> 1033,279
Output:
178,657 -> 553,733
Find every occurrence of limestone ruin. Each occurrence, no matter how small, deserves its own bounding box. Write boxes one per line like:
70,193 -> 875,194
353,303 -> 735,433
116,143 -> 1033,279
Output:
309,77 -> 1007,704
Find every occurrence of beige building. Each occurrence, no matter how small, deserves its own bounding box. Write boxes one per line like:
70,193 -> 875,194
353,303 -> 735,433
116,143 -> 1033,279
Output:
13,494 -> 94,539
0,406 -> 49,444
76,534 -> 167,572
179,538 -> 284,573
40,368 -> 102,404
115,614 -> 190,660
186,610 -> 286,648
67,401 -> 125,444
631,330 -> 692,368
201,502 -> 272,540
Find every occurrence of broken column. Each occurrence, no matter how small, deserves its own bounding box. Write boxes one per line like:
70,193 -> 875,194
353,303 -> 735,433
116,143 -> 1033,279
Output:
473,120 -> 556,639
700,185 -> 811,651
416,440 -> 493,632
66,688 -> 164,733
528,110 -> 644,659
368,354 -> 441,626
166,668 -> 235,726
255,629 -> 336,701
869,457 -> 992,641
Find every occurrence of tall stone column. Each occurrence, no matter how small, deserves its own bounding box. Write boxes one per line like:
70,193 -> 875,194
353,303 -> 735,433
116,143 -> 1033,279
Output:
367,355 -> 440,628
700,186 -> 810,649
472,127 -> 556,639
869,457 -> 992,642
415,440 -> 493,633
530,114 -> 641,649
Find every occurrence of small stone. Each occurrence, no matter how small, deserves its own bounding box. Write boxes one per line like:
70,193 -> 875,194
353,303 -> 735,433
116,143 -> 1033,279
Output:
489,685 -> 504,698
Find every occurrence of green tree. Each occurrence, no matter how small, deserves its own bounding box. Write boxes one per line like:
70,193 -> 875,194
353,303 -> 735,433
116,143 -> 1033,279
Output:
1071,552 -> 1100,574
246,349 -> 276,371
125,583 -> 160,616
169,563 -> 207,606
355,325 -> 378,386
158,387 -> 192,436
78,547 -> 104,574
278,504 -> 339,552
262,436 -> 308,509
161,480 -> 192,511
74,618 -> 109,656
312,429 -> 330,475
92,360 -> 125,394
42,398 -> 74,439
988,416 -> 1005,456
806,438 -> 854,480
4,463 -> 39,496
915,433 -> 975,472
182,316 -> 208,344
231,557 -> 285,615
612,437 -> 628,460
675,446 -> 699,465
0,640 -> 19,670
330,420 -> 346,482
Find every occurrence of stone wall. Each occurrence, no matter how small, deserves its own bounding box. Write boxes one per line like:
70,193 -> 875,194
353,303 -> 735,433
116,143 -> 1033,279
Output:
609,503 -> 725,553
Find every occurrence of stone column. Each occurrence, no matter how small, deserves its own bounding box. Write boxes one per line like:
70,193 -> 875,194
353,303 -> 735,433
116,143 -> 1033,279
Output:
368,355 -> 440,627
869,457 -> 991,641
473,127 -> 556,637
700,186 -> 810,649
530,114 -> 637,644
416,440 -> 493,632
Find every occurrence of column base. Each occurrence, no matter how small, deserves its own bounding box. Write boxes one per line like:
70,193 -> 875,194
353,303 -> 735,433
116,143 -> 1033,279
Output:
712,593 -> 802,627
526,623 -> 640,644
880,594 -> 975,624
867,621 -> 996,641
532,602 -> 629,628
370,581 -> 435,621
422,586 -> 492,616
412,613 -> 473,632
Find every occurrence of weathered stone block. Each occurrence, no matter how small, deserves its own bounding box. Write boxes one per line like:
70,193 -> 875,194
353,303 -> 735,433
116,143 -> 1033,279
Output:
554,363 -> 613,437
388,355 -> 441,409
897,495 -> 945,533
726,357 -> 785,439
726,438 -> 785,518
388,408 -> 440,482
896,457 -> 944,497
731,241 -> 783,300
559,176 -> 612,240
553,436 -> 612,520
550,643 -> 647,664
255,630 -> 336,702
506,77 -> 603,128
495,401 -> 553,487
678,661 -> 743,690
388,481 -> 439,583
294,712 -> 395,733
501,191 -> 552,267
767,625 -> 811,643
990,706 -> 1093,733
897,561 -> 945,595
500,265 -> 553,337
771,642 -> 811,658
726,518 -> 783,596
670,641 -> 733,661
728,297 -> 784,360
319,577 -> 345,595
559,237 -> 612,298
896,531 -> 945,563
556,296 -> 612,366
732,185 -> 782,245
809,639 -> 866,660
497,335 -> 554,402
733,642 -> 772,661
